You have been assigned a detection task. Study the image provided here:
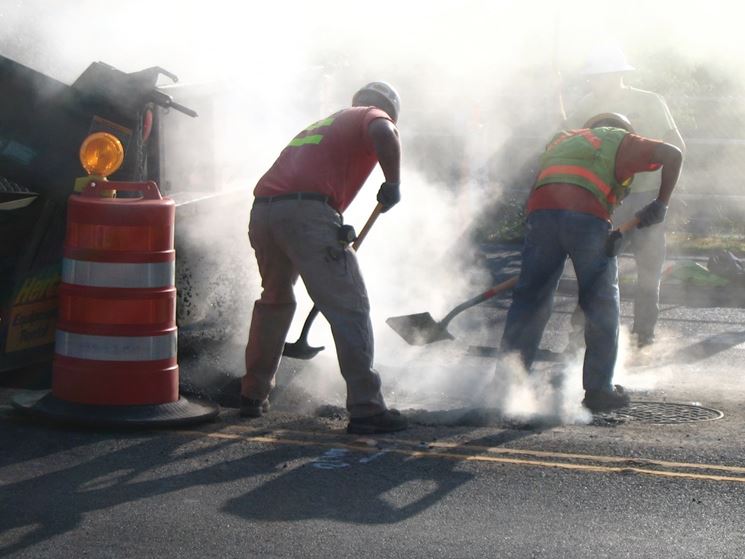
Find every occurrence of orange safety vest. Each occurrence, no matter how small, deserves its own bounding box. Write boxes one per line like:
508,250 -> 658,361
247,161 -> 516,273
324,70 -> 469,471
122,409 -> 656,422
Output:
534,127 -> 631,212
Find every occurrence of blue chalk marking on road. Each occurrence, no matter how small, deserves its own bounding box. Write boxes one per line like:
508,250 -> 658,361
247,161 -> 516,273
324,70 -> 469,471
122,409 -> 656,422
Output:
312,448 -> 351,469
359,450 -> 388,464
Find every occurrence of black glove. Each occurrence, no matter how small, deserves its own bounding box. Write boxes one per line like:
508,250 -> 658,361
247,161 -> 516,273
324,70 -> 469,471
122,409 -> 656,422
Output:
376,181 -> 400,213
635,199 -> 667,228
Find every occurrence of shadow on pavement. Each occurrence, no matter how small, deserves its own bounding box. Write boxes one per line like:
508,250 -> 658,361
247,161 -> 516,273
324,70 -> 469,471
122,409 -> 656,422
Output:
220,423 -> 541,526
633,330 -> 745,369
668,330 -> 745,364
0,422 -> 246,556
0,402 -> 548,553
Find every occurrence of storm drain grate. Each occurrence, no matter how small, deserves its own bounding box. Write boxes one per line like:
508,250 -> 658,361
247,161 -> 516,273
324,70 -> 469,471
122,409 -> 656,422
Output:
597,401 -> 723,425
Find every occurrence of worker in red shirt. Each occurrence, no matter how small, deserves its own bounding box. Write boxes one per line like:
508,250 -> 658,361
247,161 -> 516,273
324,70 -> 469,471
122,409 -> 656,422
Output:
241,82 -> 407,434
500,113 -> 683,412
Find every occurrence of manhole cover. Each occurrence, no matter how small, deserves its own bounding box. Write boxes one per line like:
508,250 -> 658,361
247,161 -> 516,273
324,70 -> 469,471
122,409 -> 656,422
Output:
597,401 -> 723,425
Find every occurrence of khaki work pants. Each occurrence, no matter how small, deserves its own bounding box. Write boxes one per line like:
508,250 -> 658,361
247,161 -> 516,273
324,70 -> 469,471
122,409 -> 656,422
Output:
241,198 -> 387,418
611,190 -> 666,337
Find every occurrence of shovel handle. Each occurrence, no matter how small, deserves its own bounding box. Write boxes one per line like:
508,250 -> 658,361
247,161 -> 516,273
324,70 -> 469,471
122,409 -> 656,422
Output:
297,306 -> 321,340
605,216 -> 641,257
440,276 -> 519,327
481,276 -> 520,300
352,203 -> 384,251
617,216 -> 641,235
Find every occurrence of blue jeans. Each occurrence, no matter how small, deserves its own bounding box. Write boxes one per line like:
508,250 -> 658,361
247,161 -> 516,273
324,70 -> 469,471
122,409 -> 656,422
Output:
501,210 -> 620,392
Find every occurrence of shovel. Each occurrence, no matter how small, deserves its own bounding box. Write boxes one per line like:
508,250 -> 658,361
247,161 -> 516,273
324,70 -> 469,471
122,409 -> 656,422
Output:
385,214 -> 640,347
386,275 -> 519,346
282,203 -> 384,360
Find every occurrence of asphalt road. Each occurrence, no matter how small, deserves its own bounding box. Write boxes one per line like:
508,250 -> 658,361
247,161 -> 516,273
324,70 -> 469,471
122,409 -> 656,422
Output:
1,407 -> 744,559
2,295 -> 745,558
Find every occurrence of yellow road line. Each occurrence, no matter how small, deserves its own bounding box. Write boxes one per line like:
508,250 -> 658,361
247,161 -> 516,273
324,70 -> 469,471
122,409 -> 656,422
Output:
181,428 -> 745,484
217,424 -> 745,475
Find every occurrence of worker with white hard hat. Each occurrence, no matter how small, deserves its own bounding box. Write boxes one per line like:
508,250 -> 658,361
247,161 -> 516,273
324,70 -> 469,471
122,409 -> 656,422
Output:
563,45 -> 685,348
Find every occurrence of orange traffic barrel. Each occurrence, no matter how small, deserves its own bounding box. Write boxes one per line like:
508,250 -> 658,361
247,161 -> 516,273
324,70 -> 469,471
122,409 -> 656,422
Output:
13,180 -> 218,427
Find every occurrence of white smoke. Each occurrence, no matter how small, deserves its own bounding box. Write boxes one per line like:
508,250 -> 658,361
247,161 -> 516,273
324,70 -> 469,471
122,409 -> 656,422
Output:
5,0 -> 745,421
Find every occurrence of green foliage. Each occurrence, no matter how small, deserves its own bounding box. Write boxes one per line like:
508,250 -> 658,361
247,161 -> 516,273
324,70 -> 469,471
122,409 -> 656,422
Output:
472,192 -> 526,244
627,48 -> 744,137
667,231 -> 745,256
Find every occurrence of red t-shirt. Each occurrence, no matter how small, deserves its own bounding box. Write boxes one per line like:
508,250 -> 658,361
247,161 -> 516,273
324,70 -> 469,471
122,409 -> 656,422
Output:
526,133 -> 663,221
254,106 -> 391,212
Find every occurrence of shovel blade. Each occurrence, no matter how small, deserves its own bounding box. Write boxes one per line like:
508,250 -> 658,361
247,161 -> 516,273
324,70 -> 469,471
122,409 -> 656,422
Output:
385,312 -> 455,346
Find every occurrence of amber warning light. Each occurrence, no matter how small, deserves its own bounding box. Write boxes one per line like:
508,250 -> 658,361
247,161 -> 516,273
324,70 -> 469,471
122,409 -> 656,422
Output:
79,132 -> 124,177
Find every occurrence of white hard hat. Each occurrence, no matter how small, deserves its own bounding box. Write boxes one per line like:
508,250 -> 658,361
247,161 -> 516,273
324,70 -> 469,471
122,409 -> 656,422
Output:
581,44 -> 635,75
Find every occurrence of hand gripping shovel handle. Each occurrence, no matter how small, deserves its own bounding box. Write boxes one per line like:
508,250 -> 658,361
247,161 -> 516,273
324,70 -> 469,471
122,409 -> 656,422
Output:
605,216 -> 641,257
283,203 -> 384,358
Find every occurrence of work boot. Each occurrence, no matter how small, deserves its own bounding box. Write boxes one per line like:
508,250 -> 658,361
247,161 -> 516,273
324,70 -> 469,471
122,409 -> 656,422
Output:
347,409 -> 408,434
240,397 -> 270,418
582,385 -> 630,413
636,332 -> 655,349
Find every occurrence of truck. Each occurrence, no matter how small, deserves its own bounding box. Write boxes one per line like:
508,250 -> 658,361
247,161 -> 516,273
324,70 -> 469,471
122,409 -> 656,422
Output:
0,54 -> 248,390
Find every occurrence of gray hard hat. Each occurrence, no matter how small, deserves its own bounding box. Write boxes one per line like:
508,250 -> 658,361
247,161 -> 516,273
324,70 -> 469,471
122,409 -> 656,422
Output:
352,81 -> 401,122
583,112 -> 635,133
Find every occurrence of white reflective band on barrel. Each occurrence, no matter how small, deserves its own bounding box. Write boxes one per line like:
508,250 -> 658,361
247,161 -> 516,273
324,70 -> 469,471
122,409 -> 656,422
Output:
55,331 -> 177,361
62,258 -> 175,288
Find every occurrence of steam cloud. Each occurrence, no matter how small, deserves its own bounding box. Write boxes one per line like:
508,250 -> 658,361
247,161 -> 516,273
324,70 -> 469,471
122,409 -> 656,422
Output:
4,0 -> 744,423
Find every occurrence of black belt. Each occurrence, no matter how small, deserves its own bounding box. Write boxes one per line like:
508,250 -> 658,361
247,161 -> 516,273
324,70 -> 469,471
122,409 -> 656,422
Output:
253,192 -> 331,206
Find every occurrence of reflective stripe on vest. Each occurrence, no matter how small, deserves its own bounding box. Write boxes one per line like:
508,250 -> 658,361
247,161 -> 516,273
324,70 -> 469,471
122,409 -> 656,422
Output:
535,127 -> 628,211
55,331 -> 177,361
537,164 -> 618,206
547,129 -> 602,151
62,258 -> 175,288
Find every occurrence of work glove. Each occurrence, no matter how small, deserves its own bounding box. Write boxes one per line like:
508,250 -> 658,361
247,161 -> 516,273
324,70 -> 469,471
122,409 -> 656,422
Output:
635,199 -> 667,228
376,181 -> 401,213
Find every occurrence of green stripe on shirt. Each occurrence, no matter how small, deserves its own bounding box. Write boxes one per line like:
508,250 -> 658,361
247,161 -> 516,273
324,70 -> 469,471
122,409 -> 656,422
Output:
288,134 -> 324,147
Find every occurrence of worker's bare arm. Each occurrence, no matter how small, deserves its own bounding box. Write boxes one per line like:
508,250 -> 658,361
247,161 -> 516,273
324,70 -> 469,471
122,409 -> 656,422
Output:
651,142 -> 683,205
368,118 -> 400,184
